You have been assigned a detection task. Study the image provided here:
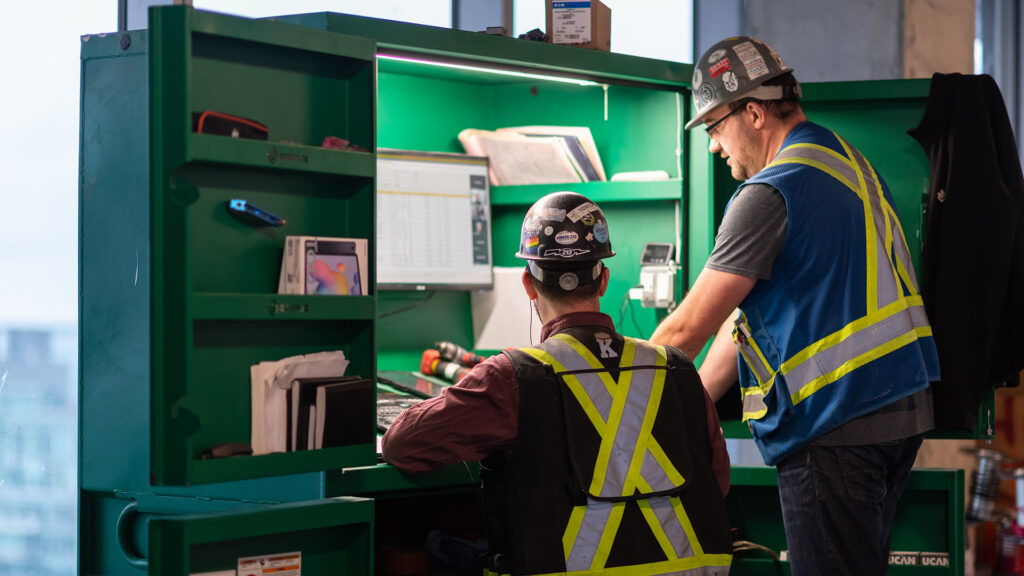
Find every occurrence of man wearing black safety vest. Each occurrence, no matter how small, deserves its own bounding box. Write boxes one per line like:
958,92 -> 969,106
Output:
651,37 -> 940,575
383,192 -> 733,575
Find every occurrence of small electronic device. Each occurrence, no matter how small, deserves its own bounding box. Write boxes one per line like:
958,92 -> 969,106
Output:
640,242 -> 674,266
305,239 -> 361,296
278,236 -> 369,296
227,199 -> 286,227
637,242 -> 677,309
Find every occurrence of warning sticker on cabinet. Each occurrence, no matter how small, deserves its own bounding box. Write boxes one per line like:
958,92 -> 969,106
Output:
551,1 -> 592,44
237,552 -> 301,576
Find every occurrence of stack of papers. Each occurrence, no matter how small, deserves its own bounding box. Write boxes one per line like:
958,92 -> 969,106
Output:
458,126 -> 606,186
250,351 -> 351,454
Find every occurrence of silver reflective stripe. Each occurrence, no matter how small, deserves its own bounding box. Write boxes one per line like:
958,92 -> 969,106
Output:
544,338 -> 614,420
889,213 -> 920,293
781,304 -> 930,399
741,389 -> 767,419
640,450 -> 673,493
773,143 -> 860,189
596,341 -> 659,498
647,497 -> 692,559
542,340 -> 616,421
566,499 -> 613,571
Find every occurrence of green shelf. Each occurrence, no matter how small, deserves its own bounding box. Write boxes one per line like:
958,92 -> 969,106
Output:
188,445 -> 376,486
187,134 -> 375,177
325,462 -> 480,497
491,179 -> 684,206
191,294 -> 376,321
149,497 -> 374,576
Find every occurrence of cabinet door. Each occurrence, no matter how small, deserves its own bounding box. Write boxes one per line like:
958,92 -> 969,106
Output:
148,6 -> 378,485
146,497 -> 373,576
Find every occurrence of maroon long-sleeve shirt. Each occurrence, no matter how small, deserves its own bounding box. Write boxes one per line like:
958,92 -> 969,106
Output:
381,312 -> 730,496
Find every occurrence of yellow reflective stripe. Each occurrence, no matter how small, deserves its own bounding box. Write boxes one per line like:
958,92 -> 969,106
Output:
589,339 -> 637,496
884,202 -> 919,296
519,554 -> 734,576
864,154 -> 900,305
522,347 -> 608,433
743,407 -> 768,421
624,349 -> 668,496
643,425 -> 686,486
735,321 -> 775,391
770,156 -> 859,194
734,339 -> 763,386
591,502 -> 627,570
779,294 -> 924,376
551,333 -> 619,396
739,373 -> 775,399
670,496 -> 705,557
791,325 -> 932,404
562,505 -> 587,562
637,499 -> 678,561
833,135 -> 880,314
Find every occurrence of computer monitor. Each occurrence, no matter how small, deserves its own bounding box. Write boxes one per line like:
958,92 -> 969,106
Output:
376,149 -> 493,290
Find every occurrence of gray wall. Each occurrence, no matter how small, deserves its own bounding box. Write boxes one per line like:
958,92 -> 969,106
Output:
694,0 -> 903,82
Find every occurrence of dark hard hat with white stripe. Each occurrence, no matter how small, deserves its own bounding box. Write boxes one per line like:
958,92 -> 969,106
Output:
515,191 -> 615,291
685,36 -> 801,130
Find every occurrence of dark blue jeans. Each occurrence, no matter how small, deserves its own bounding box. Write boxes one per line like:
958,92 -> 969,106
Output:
776,434 -> 924,576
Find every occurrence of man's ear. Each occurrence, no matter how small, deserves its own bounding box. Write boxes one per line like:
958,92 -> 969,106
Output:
522,268 -> 539,300
598,265 -> 610,297
749,100 -> 768,129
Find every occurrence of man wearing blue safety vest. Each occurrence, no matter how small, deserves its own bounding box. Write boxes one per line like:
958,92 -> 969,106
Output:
384,192 -> 733,575
651,36 -> 941,575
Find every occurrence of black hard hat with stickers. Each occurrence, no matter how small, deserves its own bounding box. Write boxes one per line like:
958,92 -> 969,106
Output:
515,192 -> 615,291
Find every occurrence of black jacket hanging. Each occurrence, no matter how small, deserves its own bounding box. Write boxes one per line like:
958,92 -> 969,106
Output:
909,72 -> 1024,430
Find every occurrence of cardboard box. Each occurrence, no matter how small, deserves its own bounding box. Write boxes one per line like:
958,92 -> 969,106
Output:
546,1 -> 611,52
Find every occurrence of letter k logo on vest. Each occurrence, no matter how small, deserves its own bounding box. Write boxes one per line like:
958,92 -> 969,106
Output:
595,332 -> 618,358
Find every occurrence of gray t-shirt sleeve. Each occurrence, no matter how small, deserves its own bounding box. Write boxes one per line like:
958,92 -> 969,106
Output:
705,183 -> 787,280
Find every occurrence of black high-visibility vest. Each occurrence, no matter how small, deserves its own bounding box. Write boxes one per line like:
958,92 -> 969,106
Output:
482,324 -> 732,576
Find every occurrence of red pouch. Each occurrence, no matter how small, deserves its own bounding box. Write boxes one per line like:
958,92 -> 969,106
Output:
192,111 -> 269,140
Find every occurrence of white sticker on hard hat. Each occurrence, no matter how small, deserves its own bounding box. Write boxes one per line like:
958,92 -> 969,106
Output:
544,226 -> 554,236
723,70 -> 739,92
544,248 -> 591,258
567,202 -> 599,223
541,207 -> 566,221
555,230 -> 579,245
692,67 -> 703,87
707,48 -> 727,64
733,41 -> 769,80
524,215 -> 542,234
697,83 -> 716,106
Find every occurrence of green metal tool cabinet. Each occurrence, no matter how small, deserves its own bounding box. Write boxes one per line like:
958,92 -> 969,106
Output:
79,6 -> 967,574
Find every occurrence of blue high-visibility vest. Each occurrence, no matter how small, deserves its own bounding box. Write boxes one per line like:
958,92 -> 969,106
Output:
733,121 -> 940,466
